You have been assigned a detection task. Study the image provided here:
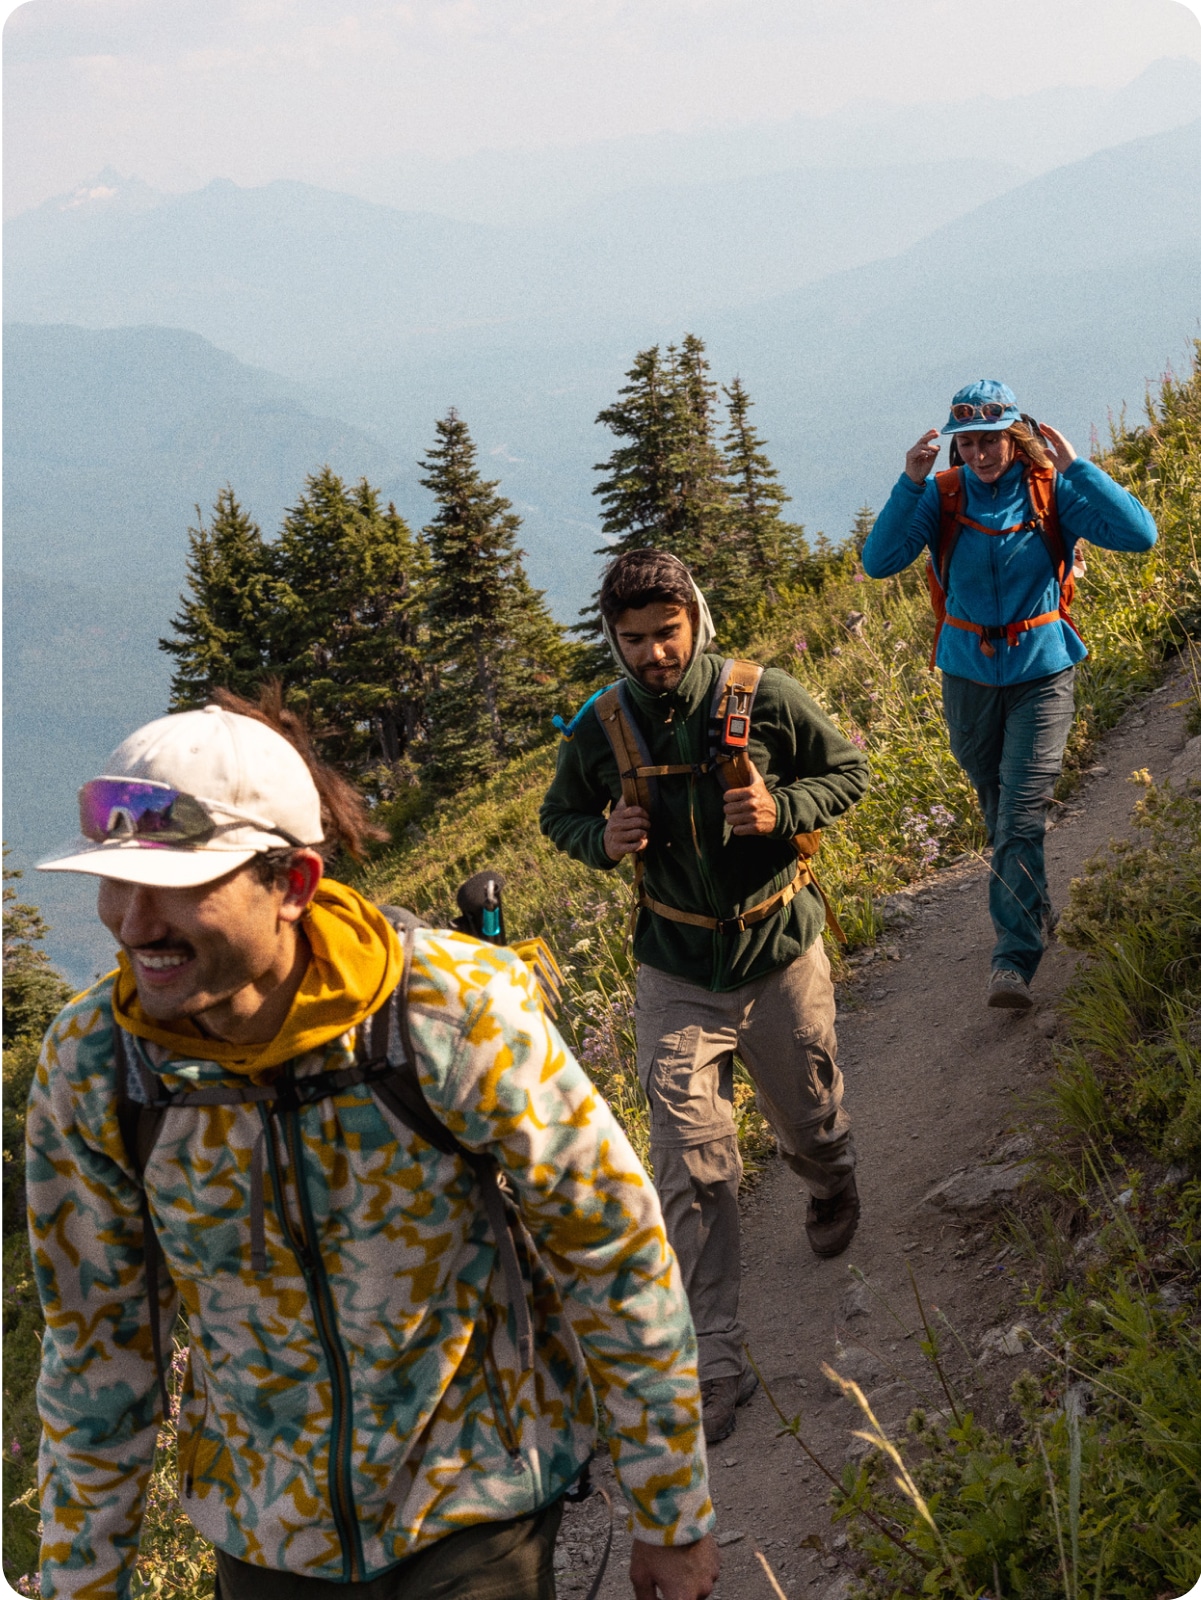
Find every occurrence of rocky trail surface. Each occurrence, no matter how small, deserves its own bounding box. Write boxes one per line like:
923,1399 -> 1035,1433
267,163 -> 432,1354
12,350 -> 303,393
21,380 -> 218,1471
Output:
560,662 -> 1199,1599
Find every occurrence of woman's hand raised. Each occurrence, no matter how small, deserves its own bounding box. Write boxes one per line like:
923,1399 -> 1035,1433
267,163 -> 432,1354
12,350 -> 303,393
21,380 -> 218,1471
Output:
1035,423 -> 1078,472
905,429 -> 941,483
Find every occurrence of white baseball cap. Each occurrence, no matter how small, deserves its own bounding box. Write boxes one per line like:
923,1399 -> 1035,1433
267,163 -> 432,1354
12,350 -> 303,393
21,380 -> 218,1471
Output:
38,706 -> 325,888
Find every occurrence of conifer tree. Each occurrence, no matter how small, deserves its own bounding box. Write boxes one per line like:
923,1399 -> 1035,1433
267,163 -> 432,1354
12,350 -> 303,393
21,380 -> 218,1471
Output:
718,377 -> 813,631
592,337 -> 729,572
849,504 -> 876,555
270,468 -> 427,789
673,334 -> 732,577
420,410 -> 566,792
3,852 -> 72,1043
585,335 -> 730,659
160,489 -> 276,708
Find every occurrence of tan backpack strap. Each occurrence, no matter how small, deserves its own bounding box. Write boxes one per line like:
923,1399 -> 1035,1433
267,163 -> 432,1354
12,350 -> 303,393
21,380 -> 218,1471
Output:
712,658 -> 764,790
595,685 -> 655,812
639,859 -> 811,934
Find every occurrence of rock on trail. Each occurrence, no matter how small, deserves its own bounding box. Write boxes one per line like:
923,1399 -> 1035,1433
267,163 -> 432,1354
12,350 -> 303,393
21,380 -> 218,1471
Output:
560,665 -> 1195,1599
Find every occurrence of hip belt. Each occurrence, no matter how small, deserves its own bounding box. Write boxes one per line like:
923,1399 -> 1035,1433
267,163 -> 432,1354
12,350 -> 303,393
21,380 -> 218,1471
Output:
944,609 -> 1062,658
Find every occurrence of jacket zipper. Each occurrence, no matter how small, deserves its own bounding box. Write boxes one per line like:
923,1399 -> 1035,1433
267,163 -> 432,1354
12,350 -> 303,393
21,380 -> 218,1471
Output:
987,480 -> 1004,680
261,1089 -> 365,1582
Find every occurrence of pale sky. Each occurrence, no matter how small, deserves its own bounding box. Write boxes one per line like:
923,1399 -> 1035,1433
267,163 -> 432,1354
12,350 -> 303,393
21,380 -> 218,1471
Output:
4,0 -> 1201,217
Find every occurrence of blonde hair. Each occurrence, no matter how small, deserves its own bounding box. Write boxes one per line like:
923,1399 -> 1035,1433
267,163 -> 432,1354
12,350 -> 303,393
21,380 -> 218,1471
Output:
1006,419 -> 1052,470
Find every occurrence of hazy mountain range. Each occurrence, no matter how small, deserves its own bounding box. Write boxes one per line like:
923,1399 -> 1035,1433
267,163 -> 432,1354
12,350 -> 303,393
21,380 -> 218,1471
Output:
5,59 -> 1201,980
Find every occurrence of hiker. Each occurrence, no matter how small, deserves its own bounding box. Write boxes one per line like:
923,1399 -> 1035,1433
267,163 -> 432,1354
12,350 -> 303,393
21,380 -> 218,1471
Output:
862,379 -> 1157,1008
29,691 -> 719,1600
540,550 -> 870,1445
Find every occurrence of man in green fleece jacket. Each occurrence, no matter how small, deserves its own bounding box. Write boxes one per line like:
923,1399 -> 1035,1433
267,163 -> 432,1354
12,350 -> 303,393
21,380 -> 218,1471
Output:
540,550 -> 870,1443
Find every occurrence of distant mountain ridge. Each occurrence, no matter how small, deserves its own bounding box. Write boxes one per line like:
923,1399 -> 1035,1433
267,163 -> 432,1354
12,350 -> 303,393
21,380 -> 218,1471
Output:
5,159 -> 1030,375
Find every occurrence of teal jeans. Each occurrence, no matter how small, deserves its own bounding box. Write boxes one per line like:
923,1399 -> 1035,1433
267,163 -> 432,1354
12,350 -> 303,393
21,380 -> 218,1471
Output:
942,668 -> 1076,983
213,1500 -> 563,1600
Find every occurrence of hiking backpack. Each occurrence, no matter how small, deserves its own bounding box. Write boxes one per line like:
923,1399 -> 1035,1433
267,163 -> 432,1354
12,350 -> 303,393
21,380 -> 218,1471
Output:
924,463 -> 1082,670
587,658 -> 844,943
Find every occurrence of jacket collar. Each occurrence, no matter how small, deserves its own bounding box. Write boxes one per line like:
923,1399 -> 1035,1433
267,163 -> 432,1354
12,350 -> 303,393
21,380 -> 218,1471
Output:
623,645 -> 719,722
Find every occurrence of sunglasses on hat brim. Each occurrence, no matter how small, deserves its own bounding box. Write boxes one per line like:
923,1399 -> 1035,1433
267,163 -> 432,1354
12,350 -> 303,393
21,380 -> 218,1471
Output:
78,777 -> 306,850
949,402 -> 1013,423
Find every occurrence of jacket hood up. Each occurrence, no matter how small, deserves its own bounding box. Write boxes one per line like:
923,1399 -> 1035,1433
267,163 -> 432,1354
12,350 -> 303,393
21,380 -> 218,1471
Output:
600,555 -> 717,704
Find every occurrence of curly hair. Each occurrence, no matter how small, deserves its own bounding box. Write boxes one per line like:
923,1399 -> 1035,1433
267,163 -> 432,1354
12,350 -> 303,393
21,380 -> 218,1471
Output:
598,549 -> 697,624
209,682 -> 387,867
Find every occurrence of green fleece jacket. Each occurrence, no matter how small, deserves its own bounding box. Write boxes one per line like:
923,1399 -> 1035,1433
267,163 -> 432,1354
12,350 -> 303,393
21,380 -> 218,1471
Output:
540,651 -> 869,991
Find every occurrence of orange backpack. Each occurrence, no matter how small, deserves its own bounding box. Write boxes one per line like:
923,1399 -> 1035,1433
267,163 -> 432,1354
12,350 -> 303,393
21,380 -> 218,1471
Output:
924,464 -> 1081,670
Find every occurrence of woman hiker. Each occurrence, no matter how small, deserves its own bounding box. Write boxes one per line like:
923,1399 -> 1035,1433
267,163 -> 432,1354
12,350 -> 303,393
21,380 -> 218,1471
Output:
862,379 -> 1156,1009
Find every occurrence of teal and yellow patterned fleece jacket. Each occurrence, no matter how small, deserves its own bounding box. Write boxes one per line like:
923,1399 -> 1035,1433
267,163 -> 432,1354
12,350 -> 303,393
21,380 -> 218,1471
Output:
28,930 -> 713,1597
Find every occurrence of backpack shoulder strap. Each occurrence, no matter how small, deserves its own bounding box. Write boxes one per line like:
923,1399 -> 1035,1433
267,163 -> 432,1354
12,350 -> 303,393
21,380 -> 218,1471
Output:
372,909 -> 535,1370
933,467 -> 965,586
368,912 -> 464,1158
594,682 -> 659,814
1026,465 -> 1068,577
112,1024 -> 175,1422
710,658 -> 764,790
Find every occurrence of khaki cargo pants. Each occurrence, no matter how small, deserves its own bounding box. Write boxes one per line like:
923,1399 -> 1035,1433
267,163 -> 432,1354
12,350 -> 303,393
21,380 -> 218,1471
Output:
634,937 -> 855,1382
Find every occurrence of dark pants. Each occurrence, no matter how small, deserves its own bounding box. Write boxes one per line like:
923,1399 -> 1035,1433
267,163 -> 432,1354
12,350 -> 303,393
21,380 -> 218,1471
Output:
942,667 -> 1076,983
214,1500 -> 563,1600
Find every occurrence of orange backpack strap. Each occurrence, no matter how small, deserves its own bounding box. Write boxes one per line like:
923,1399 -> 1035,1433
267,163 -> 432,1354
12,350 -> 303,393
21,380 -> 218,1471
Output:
1026,465 -> 1082,638
923,469 -> 966,669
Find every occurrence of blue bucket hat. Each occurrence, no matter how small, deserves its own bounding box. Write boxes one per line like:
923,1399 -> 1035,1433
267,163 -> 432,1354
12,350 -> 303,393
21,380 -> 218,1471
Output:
942,379 -> 1021,435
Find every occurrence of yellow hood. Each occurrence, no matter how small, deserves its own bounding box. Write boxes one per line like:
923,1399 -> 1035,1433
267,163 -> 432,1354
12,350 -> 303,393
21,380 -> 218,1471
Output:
112,880 -> 403,1079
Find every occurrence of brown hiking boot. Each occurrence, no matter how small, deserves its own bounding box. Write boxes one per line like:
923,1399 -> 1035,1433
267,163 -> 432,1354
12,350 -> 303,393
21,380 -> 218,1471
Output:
805,1174 -> 861,1259
700,1369 -> 759,1444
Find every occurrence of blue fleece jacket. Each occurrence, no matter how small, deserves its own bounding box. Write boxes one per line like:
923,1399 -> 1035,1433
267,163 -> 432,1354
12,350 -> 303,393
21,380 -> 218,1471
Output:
861,458 -> 1157,686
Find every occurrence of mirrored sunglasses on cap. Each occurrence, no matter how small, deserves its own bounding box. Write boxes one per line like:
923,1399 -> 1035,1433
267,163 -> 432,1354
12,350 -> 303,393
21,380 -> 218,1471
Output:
78,777 -> 306,849
949,401 -> 1012,423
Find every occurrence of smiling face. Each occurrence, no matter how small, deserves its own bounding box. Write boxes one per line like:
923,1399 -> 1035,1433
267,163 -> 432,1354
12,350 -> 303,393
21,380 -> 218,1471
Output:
97,851 -> 322,1039
956,429 -> 1017,484
613,601 -> 696,692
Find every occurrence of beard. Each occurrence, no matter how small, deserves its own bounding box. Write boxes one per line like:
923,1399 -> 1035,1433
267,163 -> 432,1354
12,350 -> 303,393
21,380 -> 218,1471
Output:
633,657 -> 685,691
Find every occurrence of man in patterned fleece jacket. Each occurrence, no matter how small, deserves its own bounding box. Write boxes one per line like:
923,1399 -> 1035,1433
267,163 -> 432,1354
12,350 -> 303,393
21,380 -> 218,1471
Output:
29,693 -> 717,1600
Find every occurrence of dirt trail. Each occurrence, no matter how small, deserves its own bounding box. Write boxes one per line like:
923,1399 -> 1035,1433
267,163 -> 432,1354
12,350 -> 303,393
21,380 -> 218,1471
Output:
559,663 -> 1195,1599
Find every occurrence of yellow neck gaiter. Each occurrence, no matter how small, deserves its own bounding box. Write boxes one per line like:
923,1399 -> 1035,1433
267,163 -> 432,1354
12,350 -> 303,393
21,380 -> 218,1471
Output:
111,880 -> 403,1079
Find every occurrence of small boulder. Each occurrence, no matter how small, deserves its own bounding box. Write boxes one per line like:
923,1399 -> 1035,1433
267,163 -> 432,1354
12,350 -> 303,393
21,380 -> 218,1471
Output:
981,1323 -> 1030,1358
825,1341 -> 885,1394
840,1280 -> 873,1320
1168,735 -> 1201,789
923,1161 -> 1033,1214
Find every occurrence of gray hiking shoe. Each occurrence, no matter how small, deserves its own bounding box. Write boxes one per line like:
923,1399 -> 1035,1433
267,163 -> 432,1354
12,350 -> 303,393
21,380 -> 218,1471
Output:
701,1368 -> 759,1444
988,968 -> 1033,1010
